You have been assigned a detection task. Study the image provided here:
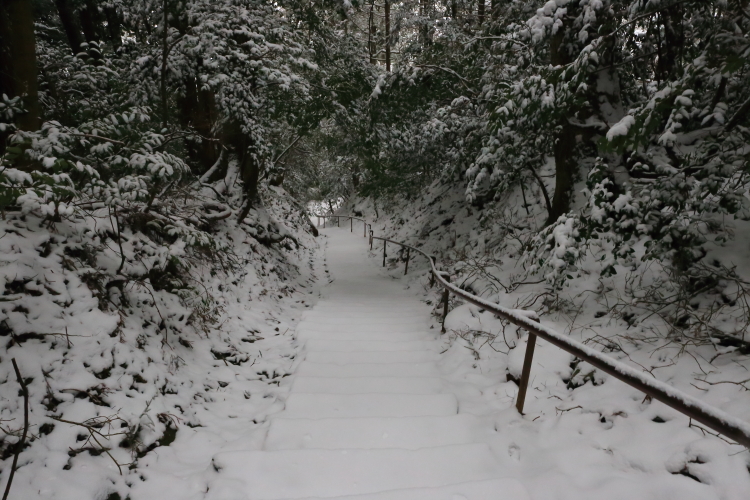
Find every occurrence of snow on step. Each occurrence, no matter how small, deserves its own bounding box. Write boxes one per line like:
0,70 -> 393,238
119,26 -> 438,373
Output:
291,376 -> 442,394
297,329 -> 433,341
304,339 -> 436,352
301,317 -> 427,327
299,318 -> 429,333
312,303 -> 419,309
304,350 -> 438,364
293,479 -> 530,500
297,361 -> 439,378
209,444 -> 502,500
304,310 -> 425,317
265,414 -> 478,450
283,393 -> 457,418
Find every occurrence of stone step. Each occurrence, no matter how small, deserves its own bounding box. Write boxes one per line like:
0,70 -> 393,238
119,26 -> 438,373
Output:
304,339 -> 436,353
291,376 -> 442,395
282,393 -> 458,419
292,479 -> 530,500
304,350 -> 439,364
296,362 -> 439,378
302,317 -> 427,326
265,414 -> 478,450
208,444 -> 503,500
297,328 -> 433,341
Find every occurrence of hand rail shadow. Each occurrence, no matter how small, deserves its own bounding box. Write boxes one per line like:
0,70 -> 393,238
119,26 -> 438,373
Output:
315,214 -> 750,448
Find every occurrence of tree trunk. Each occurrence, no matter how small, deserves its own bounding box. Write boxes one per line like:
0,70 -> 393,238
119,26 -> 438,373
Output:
546,23 -> 575,226
384,1 -> 391,71
478,0 -> 485,25
368,2 -> 376,64
658,6 -> 683,80
161,0 -> 169,129
547,125 -> 576,225
235,132 -> 261,222
78,0 -> 101,44
104,7 -> 122,50
0,0 -> 40,132
420,0 -> 429,47
179,74 -> 218,173
54,0 -> 85,54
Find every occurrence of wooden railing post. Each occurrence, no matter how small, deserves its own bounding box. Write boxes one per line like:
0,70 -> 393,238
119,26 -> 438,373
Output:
516,316 -> 541,414
429,257 -> 436,287
338,216 -> 340,227
404,247 -> 410,275
382,240 -> 387,267
441,274 -> 450,333
369,231 -> 373,250
363,221 -> 366,237
350,217 -> 353,232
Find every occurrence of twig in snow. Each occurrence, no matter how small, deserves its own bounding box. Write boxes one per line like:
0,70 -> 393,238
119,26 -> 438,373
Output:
50,414 -> 131,474
689,419 -> 742,447
2,360 -> 30,500
555,405 -> 582,415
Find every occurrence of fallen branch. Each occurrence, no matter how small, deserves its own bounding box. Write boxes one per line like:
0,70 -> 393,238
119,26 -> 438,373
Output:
2,359 -> 30,500
49,414 -> 131,474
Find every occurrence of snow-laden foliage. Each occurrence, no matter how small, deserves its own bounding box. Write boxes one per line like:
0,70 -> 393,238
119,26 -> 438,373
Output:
310,3 -> 750,478
0,0 -> 350,494
312,0 -> 750,353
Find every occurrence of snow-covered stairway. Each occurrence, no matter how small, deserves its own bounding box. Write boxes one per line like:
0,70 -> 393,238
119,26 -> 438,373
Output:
207,228 -> 529,500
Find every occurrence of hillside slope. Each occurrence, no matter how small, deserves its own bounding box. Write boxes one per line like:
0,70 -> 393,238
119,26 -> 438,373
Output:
0,186 -> 322,500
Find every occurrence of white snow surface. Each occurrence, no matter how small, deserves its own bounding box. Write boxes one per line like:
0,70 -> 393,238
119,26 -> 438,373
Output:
0,186 -> 323,500
334,190 -> 750,499
4,196 -> 750,499
206,227 -> 527,499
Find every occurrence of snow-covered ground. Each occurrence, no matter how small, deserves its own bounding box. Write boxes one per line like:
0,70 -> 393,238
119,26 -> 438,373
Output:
205,224 -> 750,499
3,187 -> 750,499
338,187 -> 750,499
0,186 -> 323,500
206,227 -> 528,499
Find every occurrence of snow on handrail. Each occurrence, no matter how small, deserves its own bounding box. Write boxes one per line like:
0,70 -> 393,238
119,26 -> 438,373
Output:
311,214 -> 371,234
311,213 -> 369,224
367,234 -> 750,448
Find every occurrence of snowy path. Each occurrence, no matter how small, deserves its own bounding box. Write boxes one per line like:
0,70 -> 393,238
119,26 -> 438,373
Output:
208,228 -> 529,499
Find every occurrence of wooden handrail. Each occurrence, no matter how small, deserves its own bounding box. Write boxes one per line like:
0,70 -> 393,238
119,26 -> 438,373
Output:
354,231 -> 750,448
312,213 -> 371,236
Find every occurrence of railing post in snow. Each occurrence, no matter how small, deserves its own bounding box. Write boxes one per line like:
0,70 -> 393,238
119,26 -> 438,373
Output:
363,221 -> 366,237
382,240 -> 387,267
429,257 -> 436,288
338,216 -> 340,227
441,274 -> 450,333
404,247 -> 410,275
350,217 -> 353,232
370,231 -> 373,250
516,317 -> 540,414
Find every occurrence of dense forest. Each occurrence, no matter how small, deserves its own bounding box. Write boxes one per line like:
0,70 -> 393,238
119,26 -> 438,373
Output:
1,0 -> 750,498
